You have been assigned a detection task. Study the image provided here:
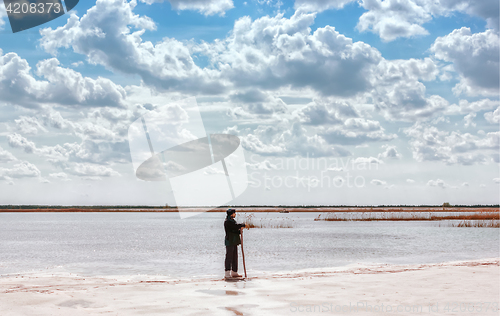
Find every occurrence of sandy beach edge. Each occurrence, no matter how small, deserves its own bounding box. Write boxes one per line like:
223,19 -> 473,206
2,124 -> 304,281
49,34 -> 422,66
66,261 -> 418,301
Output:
1,258 -> 498,316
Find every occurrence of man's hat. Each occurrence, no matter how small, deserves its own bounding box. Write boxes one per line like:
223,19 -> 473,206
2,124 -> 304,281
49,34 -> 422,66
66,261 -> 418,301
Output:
226,208 -> 236,215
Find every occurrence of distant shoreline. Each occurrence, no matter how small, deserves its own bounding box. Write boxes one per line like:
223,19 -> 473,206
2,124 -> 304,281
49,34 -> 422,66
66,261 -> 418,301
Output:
0,206 -> 498,213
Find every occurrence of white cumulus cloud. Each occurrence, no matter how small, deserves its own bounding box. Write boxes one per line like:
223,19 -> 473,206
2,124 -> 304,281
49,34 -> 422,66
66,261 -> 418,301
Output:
484,107 -> 500,124
356,0 -> 499,42
0,161 -> 42,180
431,28 -> 499,97
0,52 -> 127,108
139,0 -> 233,16
427,178 -> 449,188
405,123 -> 499,165
0,146 -> 17,163
67,163 -> 121,177
40,0 -> 224,95
49,172 -> 72,181
294,0 -> 354,12
379,145 -> 402,159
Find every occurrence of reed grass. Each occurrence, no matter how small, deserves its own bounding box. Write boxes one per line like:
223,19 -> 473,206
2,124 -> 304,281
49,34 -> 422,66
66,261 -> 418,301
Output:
315,212 -> 500,222
443,220 -> 500,228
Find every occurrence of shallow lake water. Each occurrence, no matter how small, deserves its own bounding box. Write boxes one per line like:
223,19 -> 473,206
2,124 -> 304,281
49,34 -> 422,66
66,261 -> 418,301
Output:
0,212 -> 498,278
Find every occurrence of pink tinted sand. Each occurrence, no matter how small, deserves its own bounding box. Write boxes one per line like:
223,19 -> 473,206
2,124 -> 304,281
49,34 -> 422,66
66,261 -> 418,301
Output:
0,259 -> 498,315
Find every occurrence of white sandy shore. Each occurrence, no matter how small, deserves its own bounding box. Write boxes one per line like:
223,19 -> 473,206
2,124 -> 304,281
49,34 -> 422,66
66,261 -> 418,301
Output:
0,259 -> 498,316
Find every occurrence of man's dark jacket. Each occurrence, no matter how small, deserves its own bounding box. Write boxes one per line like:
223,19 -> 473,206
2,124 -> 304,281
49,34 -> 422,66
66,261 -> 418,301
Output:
224,216 -> 245,246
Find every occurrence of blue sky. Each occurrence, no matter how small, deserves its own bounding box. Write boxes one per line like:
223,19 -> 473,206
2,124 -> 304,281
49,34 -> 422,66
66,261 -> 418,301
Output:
0,0 -> 498,206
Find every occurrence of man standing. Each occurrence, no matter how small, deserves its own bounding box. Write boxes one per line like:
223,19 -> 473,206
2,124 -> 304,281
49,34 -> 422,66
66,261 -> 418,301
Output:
224,209 -> 248,278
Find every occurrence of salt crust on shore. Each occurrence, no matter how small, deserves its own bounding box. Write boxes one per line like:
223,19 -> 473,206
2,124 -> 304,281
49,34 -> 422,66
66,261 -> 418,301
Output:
0,259 -> 498,316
